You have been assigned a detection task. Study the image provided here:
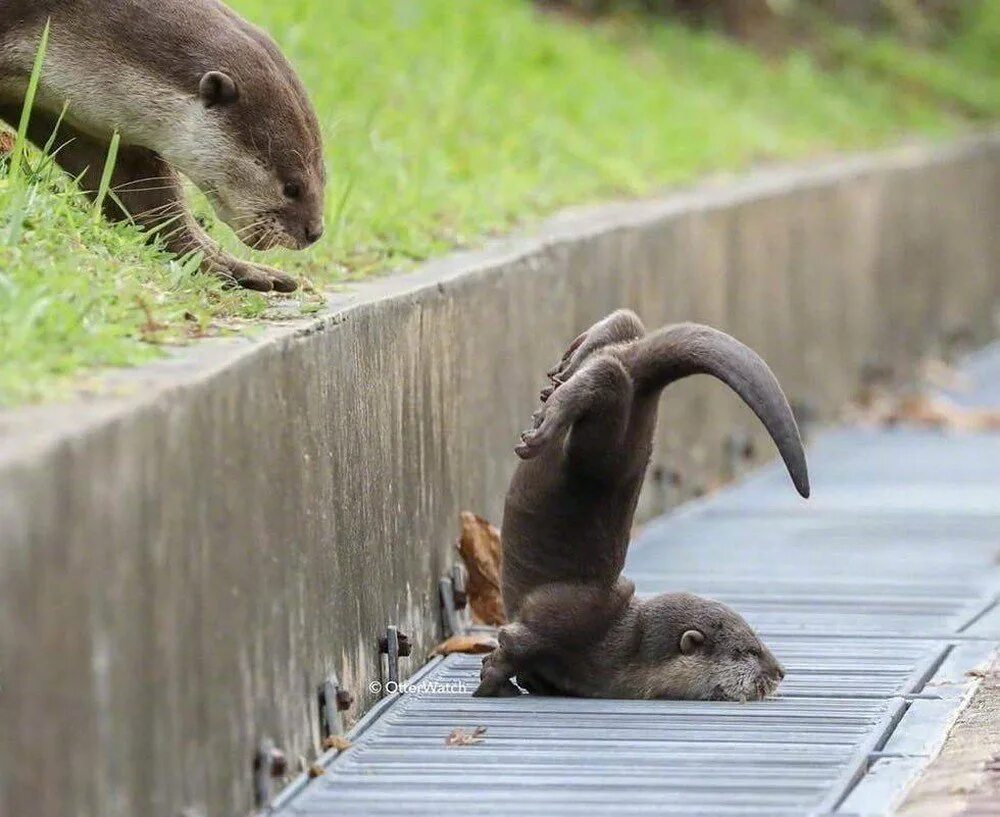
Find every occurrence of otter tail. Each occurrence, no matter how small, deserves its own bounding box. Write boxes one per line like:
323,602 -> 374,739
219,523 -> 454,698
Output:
623,323 -> 810,498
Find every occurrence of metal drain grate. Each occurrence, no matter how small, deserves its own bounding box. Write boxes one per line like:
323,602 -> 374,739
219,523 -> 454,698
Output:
274,345 -> 1000,817
282,658 -> 901,816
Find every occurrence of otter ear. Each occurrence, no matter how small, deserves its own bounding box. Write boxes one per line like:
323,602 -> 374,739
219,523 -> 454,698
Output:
679,629 -> 705,655
199,71 -> 239,107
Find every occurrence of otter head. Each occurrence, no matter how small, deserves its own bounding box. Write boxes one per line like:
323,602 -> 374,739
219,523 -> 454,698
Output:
637,592 -> 784,702
168,47 -> 326,252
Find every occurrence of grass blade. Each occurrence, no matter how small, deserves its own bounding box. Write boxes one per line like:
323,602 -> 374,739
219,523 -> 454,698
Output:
41,101 -> 69,155
92,130 -> 120,221
11,20 -> 50,180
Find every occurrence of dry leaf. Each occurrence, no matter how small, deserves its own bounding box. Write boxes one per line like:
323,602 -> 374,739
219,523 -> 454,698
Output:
0,131 -> 14,156
457,512 -> 506,625
431,633 -> 498,656
321,736 -> 352,752
308,765 -> 325,779
445,726 -> 487,747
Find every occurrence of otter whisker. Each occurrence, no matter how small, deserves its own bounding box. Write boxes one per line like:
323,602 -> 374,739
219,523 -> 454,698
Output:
112,174 -> 179,190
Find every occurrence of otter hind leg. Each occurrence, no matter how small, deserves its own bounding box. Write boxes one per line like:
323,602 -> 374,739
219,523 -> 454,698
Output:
544,309 -> 646,401
518,354 -> 634,475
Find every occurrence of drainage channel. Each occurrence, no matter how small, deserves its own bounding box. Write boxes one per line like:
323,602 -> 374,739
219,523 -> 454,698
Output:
273,344 -> 1000,817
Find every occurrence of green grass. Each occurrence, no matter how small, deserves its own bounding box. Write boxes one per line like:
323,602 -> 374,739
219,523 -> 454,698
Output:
4,0 -> 1000,406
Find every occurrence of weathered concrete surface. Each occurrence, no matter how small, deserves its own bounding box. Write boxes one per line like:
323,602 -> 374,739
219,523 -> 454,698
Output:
1,136 -> 999,817
897,658 -> 1000,817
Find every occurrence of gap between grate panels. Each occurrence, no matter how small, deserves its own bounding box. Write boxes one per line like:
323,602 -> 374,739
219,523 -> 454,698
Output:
272,345 -> 1000,817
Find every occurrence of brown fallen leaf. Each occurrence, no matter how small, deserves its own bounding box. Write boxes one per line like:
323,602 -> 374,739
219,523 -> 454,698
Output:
321,735 -> 353,752
445,726 -> 487,747
308,765 -> 325,779
457,512 -> 506,625
431,633 -> 498,656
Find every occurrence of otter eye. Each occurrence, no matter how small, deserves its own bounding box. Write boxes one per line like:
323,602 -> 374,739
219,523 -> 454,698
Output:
283,181 -> 302,200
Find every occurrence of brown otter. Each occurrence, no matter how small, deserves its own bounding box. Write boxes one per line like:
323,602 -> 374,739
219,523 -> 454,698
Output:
0,0 -> 325,292
475,310 -> 809,701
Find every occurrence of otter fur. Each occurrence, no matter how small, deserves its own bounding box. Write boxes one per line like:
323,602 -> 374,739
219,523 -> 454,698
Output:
475,310 -> 810,701
0,0 -> 325,292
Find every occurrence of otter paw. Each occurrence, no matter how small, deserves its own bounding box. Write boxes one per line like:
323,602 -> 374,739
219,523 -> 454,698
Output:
221,260 -> 299,293
473,673 -> 522,698
546,331 -> 587,380
515,426 -> 551,459
515,401 -> 565,458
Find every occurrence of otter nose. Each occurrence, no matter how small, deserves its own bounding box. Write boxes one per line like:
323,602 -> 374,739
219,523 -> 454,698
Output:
304,222 -> 324,246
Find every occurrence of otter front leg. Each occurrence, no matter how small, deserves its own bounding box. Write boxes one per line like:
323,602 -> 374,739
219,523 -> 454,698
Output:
96,145 -> 299,293
474,649 -> 521,698
473,623 -> 539,698
0,105 -> 296,293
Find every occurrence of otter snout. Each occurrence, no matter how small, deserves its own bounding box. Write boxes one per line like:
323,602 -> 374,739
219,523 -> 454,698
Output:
303,221 -> 325,247
748,649 -> 785,701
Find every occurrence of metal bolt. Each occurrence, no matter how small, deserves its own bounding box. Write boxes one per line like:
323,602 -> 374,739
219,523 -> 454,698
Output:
335,688 -> 354,712
267,748 -> 287,778
252,739 -> 286,809
378,625 -> 411,690
319,674 -> 352,740
451,564 -> 468,610
378,628 -> 412,657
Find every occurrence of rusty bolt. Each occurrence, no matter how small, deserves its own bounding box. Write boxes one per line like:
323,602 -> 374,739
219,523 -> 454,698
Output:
452,566 -> 469,610
267,747 -> 287,778
254,744 -> 287,779
378,629 -> 413,657
335,688 -> 354,712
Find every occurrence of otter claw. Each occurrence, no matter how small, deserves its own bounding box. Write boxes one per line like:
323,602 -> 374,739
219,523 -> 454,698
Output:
230,271 -> 273,293
515,430 -> 544,459
223,260 -> 299,294
268,270 -> 299,293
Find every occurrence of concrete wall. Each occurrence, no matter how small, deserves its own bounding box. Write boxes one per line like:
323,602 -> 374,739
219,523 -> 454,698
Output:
1,137 -> 998,817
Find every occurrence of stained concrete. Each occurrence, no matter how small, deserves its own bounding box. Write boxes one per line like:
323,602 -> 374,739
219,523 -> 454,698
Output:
1,136 -> 999,817
896,658 -> 1000,817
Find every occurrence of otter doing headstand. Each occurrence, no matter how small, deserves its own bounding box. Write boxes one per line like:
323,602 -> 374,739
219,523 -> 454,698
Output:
475,310 -> 810,701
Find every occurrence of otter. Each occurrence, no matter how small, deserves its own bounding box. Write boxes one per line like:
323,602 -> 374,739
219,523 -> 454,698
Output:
474,310 -> 810,701
0,0 -> 326,292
